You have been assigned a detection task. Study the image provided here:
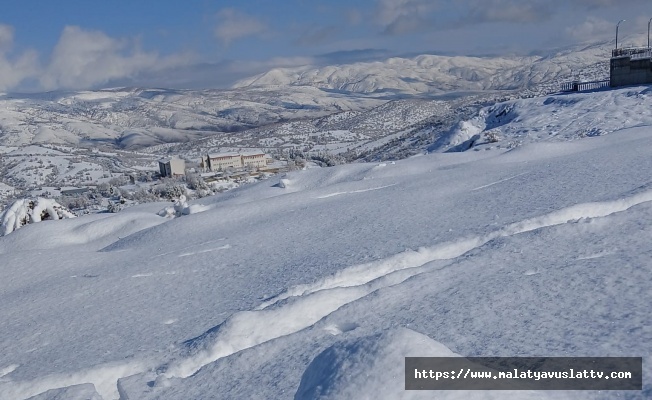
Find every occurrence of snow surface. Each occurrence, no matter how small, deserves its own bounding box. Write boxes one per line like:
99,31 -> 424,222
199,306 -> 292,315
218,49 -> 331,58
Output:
1,124 -> 651,399
431,85 -> 652,152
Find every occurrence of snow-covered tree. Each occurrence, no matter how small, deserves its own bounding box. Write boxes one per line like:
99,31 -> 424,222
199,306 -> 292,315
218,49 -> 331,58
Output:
484,129 -> 501,143
0,197 -> 76,236
157,195 -> 191,218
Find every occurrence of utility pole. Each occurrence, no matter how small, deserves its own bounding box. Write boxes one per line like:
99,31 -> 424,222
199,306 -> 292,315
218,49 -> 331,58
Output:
616,19 -> 626,50
648,18 -> 652,49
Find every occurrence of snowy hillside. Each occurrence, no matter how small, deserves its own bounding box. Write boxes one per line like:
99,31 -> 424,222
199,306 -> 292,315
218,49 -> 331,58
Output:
428,85 -> 652,153
0,103 -> 651,399
153,98 -> 459,160
0,86 -> 382,149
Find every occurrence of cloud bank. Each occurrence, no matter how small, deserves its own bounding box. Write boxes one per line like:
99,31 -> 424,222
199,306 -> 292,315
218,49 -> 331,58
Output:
0,25 -> 193,92
41,26 -> 192,90
374,0 -> 647,34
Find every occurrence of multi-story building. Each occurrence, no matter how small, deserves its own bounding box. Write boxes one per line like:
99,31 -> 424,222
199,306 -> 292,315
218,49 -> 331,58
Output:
204,153 -> 243,171
203,152 -> 268,171
159,157 -> 186,177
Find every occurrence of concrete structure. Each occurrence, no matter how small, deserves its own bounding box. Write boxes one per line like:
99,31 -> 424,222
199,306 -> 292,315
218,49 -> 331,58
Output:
610,47 -> 652,87
563,45 -> 652,92
159,157 -> 186,177
203,152 -> 268,172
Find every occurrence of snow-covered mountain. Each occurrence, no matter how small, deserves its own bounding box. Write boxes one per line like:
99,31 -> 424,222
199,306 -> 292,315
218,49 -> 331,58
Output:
234,40 -> 615,95
1,84 -> 651,398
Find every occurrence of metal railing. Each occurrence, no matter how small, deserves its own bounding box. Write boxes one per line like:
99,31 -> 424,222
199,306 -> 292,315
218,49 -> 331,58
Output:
560,79 -> 611,92
631,49 -> 652,60
612,47 -> 651,59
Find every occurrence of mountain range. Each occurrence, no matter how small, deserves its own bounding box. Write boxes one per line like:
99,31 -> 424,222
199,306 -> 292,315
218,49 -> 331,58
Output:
0,38 -> 618,152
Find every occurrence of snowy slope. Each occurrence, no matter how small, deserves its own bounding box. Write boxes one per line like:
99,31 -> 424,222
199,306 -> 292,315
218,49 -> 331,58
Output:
0,118 -> 651,399
429,85 -> 652,152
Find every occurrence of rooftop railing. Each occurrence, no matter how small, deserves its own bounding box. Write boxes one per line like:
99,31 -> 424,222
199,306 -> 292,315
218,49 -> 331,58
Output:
612,47 -> 652,59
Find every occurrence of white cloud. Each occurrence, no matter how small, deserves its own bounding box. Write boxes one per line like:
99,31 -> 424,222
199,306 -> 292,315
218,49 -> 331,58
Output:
0,24 -> 40,91
214,8 -> 267,45
0,25 -> 195,92
0,51 -> 39,92
40,26 -> 192,90
566,16 -> 613,42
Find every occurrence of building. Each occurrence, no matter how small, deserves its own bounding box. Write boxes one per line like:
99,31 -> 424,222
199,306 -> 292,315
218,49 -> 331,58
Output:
241,152 -> 268,169
203,152 -> 269,172
610,47 -> 652,87
60,188 -> 91,196
159,157 -> 186,177
204,153 -> 243,171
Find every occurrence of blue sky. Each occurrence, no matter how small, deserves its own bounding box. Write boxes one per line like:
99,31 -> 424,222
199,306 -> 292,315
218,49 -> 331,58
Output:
0,0 -> 650,91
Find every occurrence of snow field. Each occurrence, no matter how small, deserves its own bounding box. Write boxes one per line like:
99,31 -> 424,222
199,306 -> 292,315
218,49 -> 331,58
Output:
0,125 -> 651,399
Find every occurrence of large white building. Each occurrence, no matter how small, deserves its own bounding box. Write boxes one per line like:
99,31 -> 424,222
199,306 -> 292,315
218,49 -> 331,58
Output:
204,153 -> 243,170
203,152 -> 268,171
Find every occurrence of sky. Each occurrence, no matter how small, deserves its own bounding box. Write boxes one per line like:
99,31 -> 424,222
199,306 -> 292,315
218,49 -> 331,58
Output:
0,0 -> 650,92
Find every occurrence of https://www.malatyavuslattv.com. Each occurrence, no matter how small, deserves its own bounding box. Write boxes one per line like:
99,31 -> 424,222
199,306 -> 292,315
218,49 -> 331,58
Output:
405,357 -> 642,391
